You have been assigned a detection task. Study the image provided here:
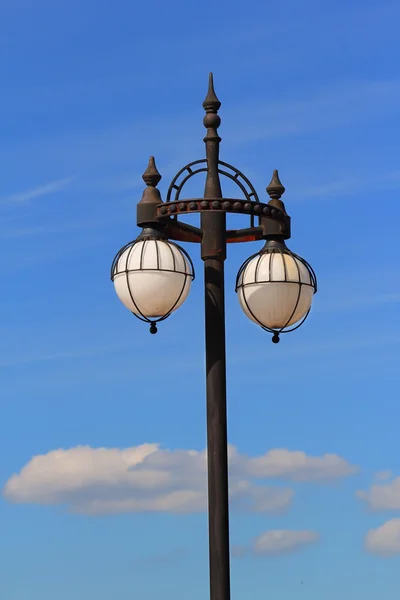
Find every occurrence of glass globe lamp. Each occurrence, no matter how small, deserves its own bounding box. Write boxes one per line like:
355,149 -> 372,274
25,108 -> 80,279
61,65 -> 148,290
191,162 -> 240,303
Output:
235,239 -> 317,342
111,231 -> 195,333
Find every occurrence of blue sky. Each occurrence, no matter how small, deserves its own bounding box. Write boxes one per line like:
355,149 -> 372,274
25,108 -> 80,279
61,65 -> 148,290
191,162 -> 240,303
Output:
1,0 -> 400,598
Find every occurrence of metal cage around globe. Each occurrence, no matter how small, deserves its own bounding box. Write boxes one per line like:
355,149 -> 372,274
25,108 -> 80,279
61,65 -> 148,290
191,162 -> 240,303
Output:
235,240 -> 317,342
111,234 -> 195,333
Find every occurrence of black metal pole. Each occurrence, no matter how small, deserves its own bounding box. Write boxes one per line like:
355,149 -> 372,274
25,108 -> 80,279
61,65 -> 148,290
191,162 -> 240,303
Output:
201,74 -> 231,600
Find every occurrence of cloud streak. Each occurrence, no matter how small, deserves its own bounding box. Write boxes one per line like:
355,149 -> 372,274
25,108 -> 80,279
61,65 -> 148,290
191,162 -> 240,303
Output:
292,170 -> 400,202
374,470 -> 393,482
0,342 -> 130,368
2,78 -> 400,175
317,292 -> 400,314
223,78 -> 400,147
0,177 -> 74,206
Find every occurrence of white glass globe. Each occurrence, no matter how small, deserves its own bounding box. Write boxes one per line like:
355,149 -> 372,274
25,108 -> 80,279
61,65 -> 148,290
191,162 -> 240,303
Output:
236,250 -> 315,330
112,239 -> 194,319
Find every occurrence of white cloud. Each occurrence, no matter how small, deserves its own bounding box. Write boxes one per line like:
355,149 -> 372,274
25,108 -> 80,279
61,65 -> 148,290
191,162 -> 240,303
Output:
253,530 -> 319,555
238,448 -> 357,482
357,477 -> 400,510
365,520 -> 400,556
0,177 -> 73,206
2,444 -> 356,515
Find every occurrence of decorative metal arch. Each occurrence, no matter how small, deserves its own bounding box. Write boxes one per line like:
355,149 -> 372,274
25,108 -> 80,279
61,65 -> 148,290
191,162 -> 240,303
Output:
167,159 -> 260,203
166,159 -> 260,229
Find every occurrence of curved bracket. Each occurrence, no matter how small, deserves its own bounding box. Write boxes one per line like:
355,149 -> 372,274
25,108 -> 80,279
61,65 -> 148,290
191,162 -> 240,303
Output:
162,219 -> 264,244
158,198 -> 285,221
157,198 -> 290,244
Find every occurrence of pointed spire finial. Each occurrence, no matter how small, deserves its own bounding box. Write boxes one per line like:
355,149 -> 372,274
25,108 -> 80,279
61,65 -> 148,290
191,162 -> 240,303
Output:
202,73 -> 221,113
142,156 -> 162,187
202,73 -> 223,203
266,169 -> 285,200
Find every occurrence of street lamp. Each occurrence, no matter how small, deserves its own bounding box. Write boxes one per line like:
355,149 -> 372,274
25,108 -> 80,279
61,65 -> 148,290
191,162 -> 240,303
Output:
111,74 -> 317,600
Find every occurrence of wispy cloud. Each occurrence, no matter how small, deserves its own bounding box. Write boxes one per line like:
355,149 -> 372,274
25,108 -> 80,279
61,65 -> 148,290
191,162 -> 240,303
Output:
2,78 -> 400,176
223,79 -> 400,146
0,177 -> 74,206
374,470 -> 393,482
0,344 -> 125,368
316,292 -> 400,314
292,170 -> 400,201
0,214 -> 130,239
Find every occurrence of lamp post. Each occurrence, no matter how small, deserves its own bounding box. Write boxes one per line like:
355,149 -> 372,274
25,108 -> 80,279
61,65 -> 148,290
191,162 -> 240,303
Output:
111,74 -> 317,600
